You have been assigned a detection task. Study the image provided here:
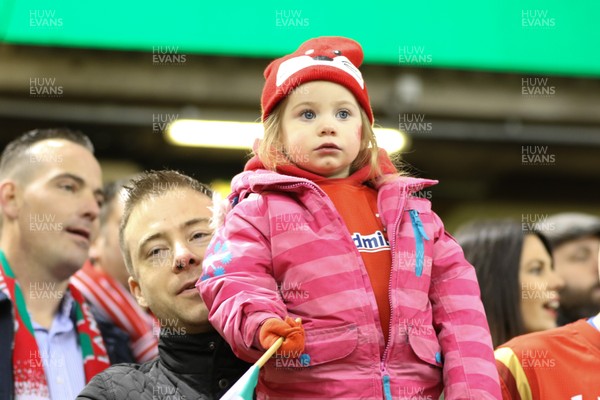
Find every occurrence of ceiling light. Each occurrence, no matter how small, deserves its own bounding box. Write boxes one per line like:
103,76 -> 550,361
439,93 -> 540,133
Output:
166,119 -> 406,153
166,120 -> 263,150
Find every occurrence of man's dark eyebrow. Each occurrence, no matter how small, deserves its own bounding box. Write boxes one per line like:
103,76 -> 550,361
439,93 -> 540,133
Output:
182,218 -> 211,229
51,172 -> 104,199
137,232 -> 163,258
137,218 -> 210,257
51,172 -> 84,185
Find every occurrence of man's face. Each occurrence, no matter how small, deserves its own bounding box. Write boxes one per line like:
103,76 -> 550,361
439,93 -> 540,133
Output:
91,193 -> 129,287
553,235 -> 600,319
12,139 -> 103,279
125,188 -> 213,334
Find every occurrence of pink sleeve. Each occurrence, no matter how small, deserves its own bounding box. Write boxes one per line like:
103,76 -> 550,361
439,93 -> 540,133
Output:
197,195 -> 287,363
430,212 -> 502,399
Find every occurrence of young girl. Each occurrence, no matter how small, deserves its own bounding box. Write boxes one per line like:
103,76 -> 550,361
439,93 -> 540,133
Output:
198,36 -> 502,399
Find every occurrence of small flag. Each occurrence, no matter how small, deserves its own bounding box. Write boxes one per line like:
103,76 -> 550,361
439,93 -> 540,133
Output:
219,333 -> 288,400
220,320 -> 301,400
219,365 -> 259,400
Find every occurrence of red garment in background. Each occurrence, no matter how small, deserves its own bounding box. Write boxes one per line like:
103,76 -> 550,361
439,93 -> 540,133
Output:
71,261 -> 158,362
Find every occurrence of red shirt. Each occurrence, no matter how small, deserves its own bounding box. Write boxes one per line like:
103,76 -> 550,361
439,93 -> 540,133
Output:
496,319 -> 600,399
318,178 -> 392,343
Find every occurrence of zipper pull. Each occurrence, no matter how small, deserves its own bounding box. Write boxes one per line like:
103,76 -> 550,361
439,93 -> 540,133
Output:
409,210 -> 429,277
409,209 -> 429,240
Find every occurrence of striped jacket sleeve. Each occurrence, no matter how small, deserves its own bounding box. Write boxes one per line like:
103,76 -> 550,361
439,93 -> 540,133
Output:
198,195 -> 288,363
429,212 -> 502,399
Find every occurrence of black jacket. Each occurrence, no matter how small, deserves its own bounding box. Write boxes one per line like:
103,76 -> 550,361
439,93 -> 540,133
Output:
77,330 -> 251,400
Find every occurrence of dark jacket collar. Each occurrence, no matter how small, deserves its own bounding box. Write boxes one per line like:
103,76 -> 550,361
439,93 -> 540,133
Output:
158,330 -> 251,399
158,330 -> 222,374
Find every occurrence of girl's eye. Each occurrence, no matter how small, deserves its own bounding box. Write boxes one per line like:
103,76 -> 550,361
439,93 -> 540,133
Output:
301,110 -> 316,120
337,110 -> 350,119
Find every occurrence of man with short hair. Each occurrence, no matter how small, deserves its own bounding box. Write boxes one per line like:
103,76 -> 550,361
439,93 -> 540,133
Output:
537,212 -> 600,325
0,129 -> 110,399
78,170 -> 250,400
72,178 -> 158,363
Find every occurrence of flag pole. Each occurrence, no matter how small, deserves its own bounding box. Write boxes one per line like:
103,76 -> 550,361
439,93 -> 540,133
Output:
255,337 -> 283,368
255,317 -> 301,368
219,318 -> 302,400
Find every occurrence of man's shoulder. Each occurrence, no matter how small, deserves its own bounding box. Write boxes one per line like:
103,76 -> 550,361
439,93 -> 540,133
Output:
77,360 -> 162,399
86,360 -> 156,383
103,359 -> 156,374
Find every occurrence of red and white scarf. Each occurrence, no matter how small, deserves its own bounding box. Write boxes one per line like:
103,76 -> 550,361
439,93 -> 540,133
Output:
0,251 -> 110,399
71,261 -> 158,362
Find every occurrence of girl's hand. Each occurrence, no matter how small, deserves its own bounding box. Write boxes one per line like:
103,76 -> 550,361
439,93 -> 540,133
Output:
259,316 -> 305,356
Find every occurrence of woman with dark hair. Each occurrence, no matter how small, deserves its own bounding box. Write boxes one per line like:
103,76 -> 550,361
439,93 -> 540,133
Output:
454,219 -> 564,347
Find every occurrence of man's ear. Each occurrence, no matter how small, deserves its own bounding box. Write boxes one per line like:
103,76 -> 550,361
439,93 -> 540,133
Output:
129,275 -> 149,309
0,180 -> 20,219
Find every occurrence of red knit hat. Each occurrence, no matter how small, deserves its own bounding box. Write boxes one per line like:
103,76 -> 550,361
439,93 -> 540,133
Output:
261,36 -> 373,123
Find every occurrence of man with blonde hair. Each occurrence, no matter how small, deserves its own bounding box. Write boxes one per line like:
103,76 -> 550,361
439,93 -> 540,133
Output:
78,170 -> 249,400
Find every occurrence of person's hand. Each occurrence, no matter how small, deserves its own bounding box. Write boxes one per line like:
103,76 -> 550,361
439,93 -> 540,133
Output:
259,316 -> 305,356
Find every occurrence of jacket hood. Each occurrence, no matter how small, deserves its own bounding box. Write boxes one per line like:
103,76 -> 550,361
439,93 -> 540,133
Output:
207,152 -> 437,228
206,142 -> 438,229
241,144 -> 436,194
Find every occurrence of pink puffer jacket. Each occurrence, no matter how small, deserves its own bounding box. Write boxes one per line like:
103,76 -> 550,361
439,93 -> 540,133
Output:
198,169 -> 501,400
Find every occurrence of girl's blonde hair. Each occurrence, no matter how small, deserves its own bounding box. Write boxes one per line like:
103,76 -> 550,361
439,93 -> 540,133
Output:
258,101 -> 384,180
